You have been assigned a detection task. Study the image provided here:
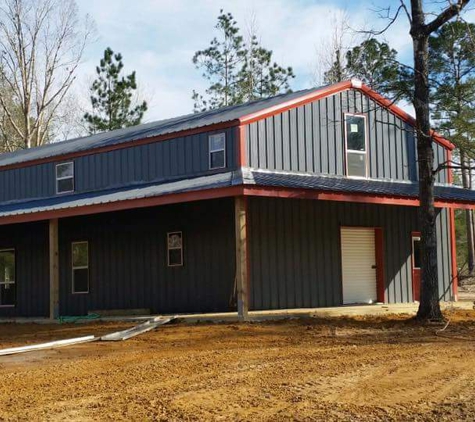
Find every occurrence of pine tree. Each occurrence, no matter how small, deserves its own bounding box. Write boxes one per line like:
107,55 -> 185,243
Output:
84,48 -> 148,133
323,49 -> 348,84
429,20 -> 475,274
192,11 -> 246,112
192,10 -> 294,112
345,39 -> 412,98
238,35 -> 294,102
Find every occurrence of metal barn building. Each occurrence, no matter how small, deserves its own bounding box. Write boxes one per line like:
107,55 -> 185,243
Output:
0,79 -> 474,319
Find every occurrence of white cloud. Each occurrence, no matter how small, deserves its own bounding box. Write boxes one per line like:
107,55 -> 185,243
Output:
74,0 -> 415,122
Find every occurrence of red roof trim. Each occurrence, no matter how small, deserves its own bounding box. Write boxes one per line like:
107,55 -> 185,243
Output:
238,80 -> 353,125
242,185 -> 475,209
0,186 -> 244,226
358,84 -> 454,150
0,120 -> 240,172
0,79 -> 454,172
239,79 -> 454,151
0,183 -> 474,226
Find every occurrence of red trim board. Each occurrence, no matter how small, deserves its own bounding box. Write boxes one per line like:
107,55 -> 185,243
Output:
0,186 -> 245,226
1,184 -> 475,227
0,120 -> 240,172
0,79 -> 453,173
446,149 -> 458,299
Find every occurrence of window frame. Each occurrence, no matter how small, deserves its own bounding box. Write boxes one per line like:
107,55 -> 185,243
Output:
0,248 -> 16,308
412,235 -> 421,270
344,113 -> 369,179
71,241 -> 89,294
56,162 -> 75,195
208,133 -> 226,170
167,231 -> 184,267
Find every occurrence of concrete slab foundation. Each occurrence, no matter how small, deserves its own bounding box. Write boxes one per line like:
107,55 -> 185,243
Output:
0,301 -> 472,324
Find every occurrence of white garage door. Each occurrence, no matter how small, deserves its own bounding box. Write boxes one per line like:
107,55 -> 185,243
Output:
341,227 -> 377,304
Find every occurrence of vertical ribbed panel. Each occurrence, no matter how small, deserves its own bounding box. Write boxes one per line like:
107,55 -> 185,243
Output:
248,197 -> 454,310
58,198 -> 236,316
245,88 -> 449,184
0,221 -> 49,317
0,127 -> 237,203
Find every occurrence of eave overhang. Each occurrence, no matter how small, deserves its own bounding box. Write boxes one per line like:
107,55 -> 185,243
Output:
1,169 -> 475,226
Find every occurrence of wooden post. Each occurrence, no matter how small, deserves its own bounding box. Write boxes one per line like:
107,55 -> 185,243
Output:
235,196 -> 249,321
49,218 -> 60,320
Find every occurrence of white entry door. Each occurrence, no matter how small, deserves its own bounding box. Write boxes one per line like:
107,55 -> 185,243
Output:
341,227 -> 377,304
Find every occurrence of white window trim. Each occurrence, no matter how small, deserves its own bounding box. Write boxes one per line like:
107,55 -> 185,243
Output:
56,162 -> 75,194
344,113 -> 368,179
412,236 -> 421,270
0,248 -> 15,308
167,231 -> 183,267
209,133 -> 226,170
72,241 -> 89,294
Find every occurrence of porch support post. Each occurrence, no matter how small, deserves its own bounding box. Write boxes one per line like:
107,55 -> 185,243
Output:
235,196 -> 249,321
49,218 -> 60,320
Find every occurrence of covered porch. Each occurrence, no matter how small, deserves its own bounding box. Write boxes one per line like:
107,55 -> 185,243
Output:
1,168 -> 475,320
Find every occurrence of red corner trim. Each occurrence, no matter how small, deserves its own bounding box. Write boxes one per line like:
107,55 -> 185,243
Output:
449,208 -> 458,300
447,150 -> 458,299
447,149 -> 454,184
237,124 -> 247,167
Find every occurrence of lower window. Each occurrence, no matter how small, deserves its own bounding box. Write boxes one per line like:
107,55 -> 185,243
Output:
0,249 -> 15,306
72,241 -> 89,294
167,232 -> 183,267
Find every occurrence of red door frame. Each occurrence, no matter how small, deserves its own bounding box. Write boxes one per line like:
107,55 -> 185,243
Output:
411,231 -> 421,301
340,225 -> 385,303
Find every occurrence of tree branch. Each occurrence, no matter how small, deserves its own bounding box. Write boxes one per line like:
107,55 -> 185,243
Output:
425,0 -> 471,34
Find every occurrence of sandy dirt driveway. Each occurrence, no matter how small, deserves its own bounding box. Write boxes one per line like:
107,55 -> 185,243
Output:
1,311 -> 475,421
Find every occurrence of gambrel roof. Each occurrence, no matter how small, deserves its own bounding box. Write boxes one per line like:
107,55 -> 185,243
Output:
0,79 -> 453,170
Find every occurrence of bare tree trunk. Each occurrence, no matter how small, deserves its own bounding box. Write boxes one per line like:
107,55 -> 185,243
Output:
411,1 -> 442,321
409,0 -> 470,321
0,0 -> 94,149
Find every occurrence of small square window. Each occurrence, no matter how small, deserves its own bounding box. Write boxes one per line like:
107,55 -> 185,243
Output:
167,232 -> 183,267
209,133 -> 226,169
56,162 -> 74,194
72,241 -> 89,294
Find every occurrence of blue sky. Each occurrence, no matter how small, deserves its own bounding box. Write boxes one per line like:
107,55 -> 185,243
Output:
74,0 -> 473,122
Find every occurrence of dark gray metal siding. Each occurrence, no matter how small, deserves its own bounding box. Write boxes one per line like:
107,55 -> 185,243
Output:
0,222 -> 49,317
248,197 -> 453,310
245,89 -> 448,184
0,128 -> 237,203
58,198 -> 236,316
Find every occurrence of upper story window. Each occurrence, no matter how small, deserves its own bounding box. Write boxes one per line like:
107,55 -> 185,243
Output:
345,114 -> 367,178
209,133 -> 226,169
56,162 -> 74,194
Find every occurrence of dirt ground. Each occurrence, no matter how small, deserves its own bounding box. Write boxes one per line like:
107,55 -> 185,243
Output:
1,311 -> 475,421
